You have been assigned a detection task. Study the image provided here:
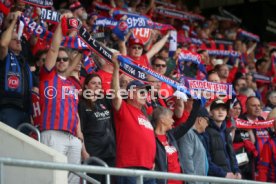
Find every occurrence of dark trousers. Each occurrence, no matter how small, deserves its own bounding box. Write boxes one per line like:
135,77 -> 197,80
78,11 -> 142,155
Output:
87,157 -> 115,184
0,107 -> 30,129
116,176 -> 156,184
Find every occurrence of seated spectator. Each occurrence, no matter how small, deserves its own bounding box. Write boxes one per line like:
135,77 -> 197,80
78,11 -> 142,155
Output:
178,107 -> 210,184
152,99 -> 200,184
203,99 -> 241,179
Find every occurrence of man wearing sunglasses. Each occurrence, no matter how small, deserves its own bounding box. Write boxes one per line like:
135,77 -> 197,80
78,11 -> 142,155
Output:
120,31 -> 171,68
151,56 -> 174,97
39,14 -> 83,184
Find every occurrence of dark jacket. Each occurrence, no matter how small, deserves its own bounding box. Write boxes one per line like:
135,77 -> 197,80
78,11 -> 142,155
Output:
155,100 -> 201,184
203,119 -> 240,177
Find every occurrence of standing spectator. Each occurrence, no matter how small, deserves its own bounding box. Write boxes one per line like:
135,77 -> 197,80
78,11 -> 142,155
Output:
78,73 -> 116,183
178,107 -> 210,184
153,100 -> 200,184
257,112 -> 276,182
119,32 -> 171,68
39,15 -> 82,184
0,11 -> 34,129
240,97 -> 270,156
215,60 -> 239,83
151,56 -> 174,97
207,70 -> 221,83
112,54 -> 156,184
203,99 -> 241,179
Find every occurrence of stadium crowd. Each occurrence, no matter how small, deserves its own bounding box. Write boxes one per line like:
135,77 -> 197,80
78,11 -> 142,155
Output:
1,0 -> 276,183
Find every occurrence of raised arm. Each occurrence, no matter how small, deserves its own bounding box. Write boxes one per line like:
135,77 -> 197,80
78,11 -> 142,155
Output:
64,51 -> 83,77
0,11 -> 21,61
172,99 -> 201,140
145,31 -> 170,62
111,53 -> 122,111
44,20 -> 63,71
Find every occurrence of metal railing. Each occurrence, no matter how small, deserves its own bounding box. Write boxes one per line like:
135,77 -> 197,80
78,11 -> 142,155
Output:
0,157 -> 269,184
17,123 -> 41,142
82,157 -> 110,184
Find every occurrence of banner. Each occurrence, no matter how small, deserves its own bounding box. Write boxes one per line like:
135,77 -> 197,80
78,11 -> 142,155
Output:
78,27 -> 191,95
236,118 -> 274,129
40,8 -> 61,23
237,28 -> 260,42
20,16 -> 95,73
20,0 -> 53,7
155,7 -> 205,22
179,76 -> 233,97
155,0 -> 176,9
253,73 -> 272,84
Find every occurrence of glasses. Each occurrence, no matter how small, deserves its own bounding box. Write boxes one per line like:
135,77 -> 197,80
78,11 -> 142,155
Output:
154,64 -> 166,68
56,57 -> 69,62
131,46 -> 143,50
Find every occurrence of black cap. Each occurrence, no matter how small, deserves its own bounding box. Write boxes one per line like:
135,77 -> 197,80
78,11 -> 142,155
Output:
126,80 -> 151,91
197,107 -> 210,119
210,99 -> 229,111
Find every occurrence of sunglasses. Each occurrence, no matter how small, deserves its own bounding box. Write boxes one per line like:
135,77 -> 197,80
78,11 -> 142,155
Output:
131,46 -> 143,50
154,64 -> 166,68
56,57 -> 69,62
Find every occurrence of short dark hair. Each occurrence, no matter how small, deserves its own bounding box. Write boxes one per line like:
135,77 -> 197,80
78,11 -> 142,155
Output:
151,56 -> 166,66
269,48 -> 276,57
255,58 -> 267,70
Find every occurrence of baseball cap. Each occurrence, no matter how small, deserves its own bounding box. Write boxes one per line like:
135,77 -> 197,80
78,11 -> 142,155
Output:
128,37 -> 144,47
69,1 -> 83,12
197,107 -> 210,119
210,99 -> 229,111
126,80 -> 151,91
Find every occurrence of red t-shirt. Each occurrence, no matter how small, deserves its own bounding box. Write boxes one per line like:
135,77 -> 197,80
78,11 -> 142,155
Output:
129,54 -> 150,68
160,82 -> 174,97
157,135 -> 183,184
113,100 -> 156,169
96,69 -> 113,93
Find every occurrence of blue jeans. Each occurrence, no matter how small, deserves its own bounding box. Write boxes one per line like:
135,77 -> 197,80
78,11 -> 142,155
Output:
0,107 -> 30,129
116,176 -> 156,184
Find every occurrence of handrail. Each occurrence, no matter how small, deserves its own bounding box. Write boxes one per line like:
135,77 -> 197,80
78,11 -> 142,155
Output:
82,157 -> 110,184
17,123 -> 41,142
0,157 -> 269,184
72,171 -> 100,184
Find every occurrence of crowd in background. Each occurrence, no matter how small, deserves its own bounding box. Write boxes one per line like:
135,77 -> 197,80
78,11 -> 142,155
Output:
1,0 -> 276,183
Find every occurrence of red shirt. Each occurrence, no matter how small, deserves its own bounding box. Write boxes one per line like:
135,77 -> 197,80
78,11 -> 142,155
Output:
157,135 -> 183,184
113,100 -> 156,169
39,67 -> 79,135
96,69 -> 113,93
129,54 -> 150,68
160,82 -> 174,97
